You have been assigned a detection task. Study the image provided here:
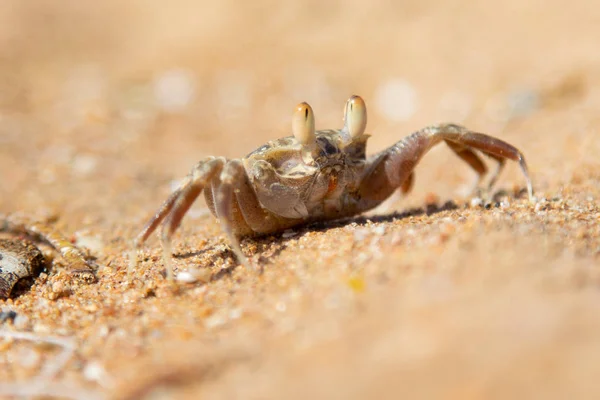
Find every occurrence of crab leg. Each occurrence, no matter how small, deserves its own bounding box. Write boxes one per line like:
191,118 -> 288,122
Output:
211,160 -> 250,269
444,140 -> 507,193
212,161 -> 284,235
401,171 -> 415,194
358,124 -> 533,210
130,156 -> 225,280
212,159 -> 286,270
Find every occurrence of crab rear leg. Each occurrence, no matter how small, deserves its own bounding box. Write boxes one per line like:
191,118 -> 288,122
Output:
444,140 -> 506,193
358,123 -> 533,210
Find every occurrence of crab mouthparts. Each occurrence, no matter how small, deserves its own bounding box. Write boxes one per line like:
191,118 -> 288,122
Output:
326,175 -> 339,195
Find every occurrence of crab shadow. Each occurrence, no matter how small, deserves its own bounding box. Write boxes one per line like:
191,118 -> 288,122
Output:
172,200 -> 457,281
309,199 -> 460,232
174,187 -> 528,282
172,240 -> 285,281
308,187 -> 528,231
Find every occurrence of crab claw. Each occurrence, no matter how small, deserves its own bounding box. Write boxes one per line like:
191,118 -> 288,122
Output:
292,102 -> 316,145
343,95 -> 367,140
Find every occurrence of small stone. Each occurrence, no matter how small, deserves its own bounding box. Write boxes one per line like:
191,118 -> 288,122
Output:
97,325 -> 110,338
470,197 -> 483,208
176,269 -> 211,284
33,323 -> 51,334
353,228 -> 370,242
229,308 -> 243,320
534,198 -> 548,212
373,225 -> 386,236
84,360 -> 110,386
176,271 -> 197,284
348,276 -> 366,293
52,281 -> 70,296
13,314 -> 30,330
282,229 -> 298,238
204,313 -> 226,329
48,281 -> 71,300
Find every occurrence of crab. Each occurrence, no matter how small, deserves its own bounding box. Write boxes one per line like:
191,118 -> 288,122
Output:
131,95 -> 533,280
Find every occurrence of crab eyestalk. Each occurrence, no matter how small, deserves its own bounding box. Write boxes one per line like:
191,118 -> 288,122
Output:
292,102 -> 318,163
342,95 -> 367,141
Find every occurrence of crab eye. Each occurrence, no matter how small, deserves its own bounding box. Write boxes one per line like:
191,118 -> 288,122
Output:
343,95 -> 367,139
292,102 -> 316,145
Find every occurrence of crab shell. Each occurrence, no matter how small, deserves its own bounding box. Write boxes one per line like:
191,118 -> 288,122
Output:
242,130 -> 370,221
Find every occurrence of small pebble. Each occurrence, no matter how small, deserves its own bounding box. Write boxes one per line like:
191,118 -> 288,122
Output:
470,197 -> 483,208
84,360 -> 111,386
534,198 -> 548,212
353,228 -> 370,242
204,313 -> 227,329
52,281 -> 65,294
176,269 -> 211,284
229,308 -> 243,320
51,281 -> 70,297
176,271 -> 197,284
373,225 -> 386,236
13,314 -> 30,330
348,276 -> 366,293
282,229 -> 298,238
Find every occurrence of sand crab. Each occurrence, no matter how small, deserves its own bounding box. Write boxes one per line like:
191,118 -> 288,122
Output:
132,95 -> 533,280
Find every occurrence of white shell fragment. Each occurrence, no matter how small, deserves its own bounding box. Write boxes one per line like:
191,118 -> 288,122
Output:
175,269 -> 211,284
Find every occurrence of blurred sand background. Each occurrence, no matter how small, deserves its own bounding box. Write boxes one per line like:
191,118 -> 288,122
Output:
1,0 -> 600,398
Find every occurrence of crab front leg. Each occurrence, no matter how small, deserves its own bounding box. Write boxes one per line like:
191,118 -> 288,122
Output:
211,160 -> 259,270
211,158 -> 305,269
357,124 -> 533,211
130,156 -> 226,280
